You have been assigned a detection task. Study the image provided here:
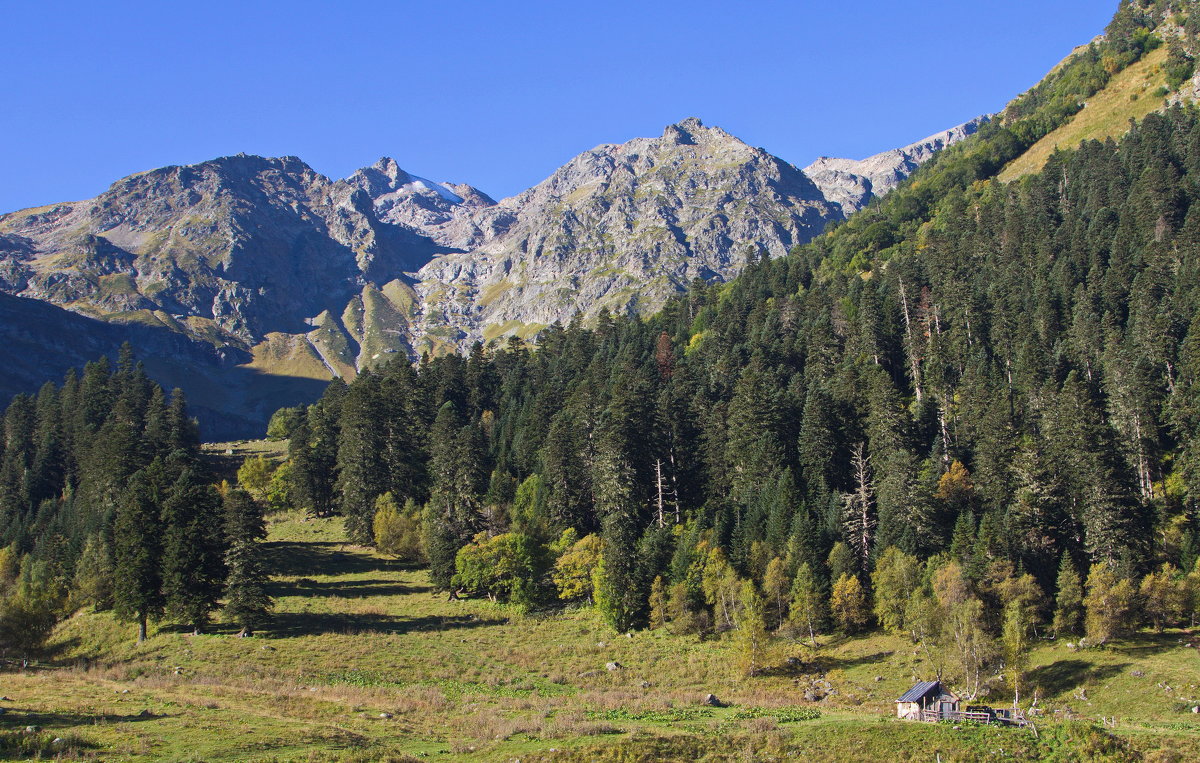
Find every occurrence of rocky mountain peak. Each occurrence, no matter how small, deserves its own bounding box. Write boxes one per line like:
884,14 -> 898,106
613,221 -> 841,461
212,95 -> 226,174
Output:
407,117 -> 839,352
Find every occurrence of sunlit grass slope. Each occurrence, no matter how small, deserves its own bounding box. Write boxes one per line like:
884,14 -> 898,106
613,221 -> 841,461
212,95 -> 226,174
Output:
999,45 -> 1171,183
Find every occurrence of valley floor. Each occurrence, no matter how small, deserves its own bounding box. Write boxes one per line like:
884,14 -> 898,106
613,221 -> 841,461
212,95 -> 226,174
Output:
4,513 -> 1200,762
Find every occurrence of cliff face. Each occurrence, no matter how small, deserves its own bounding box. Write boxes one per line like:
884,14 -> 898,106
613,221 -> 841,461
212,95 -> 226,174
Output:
0,154 -> 428,344
0,116 -> 977,435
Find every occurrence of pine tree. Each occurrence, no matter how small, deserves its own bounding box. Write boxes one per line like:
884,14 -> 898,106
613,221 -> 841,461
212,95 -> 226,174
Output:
338,377 -> 390,543
592,380 -> 651,632
112,461 -> 167,643
827,541 -> 856,584
222,488 -> 272,636
1052,556 -> 1084,641
70,534 -> 114,611
161,469 -> 225,634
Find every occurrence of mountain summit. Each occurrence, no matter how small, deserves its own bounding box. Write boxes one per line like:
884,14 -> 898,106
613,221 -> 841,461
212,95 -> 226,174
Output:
404,116 -> 839,351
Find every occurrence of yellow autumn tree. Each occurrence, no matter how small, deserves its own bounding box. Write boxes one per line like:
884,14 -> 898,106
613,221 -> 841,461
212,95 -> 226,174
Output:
830,574 -> 869,633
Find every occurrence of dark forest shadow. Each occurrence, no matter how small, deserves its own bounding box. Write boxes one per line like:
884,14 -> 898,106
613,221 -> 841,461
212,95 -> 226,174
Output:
265,541 -> 399,577
822,650 -> 893,671
0,708 -> 167,727
267,577 -> 424,599
1109,631 -> 1187,657
265,613 -> 496,638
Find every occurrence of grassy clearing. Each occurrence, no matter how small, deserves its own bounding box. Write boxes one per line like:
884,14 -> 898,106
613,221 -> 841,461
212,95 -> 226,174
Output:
3,512 -> 1199,761
999,45 -> 1170,183
201,440 -> 289,483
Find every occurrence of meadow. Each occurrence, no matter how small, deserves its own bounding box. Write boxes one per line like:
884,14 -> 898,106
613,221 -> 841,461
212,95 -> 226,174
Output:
3,511 -> 1200,761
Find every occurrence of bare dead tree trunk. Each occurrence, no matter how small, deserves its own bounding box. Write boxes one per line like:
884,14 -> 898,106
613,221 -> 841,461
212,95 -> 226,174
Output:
668,450 -> 681,524
654,458 -> 666,528
898,277 -> 924,402
842,442 -> 875,568
938,404 -> 952,468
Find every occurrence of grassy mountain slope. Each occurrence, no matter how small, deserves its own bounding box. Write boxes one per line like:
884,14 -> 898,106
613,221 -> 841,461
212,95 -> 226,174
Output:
7,512 -> 1200,761
998,45 -> 1171,182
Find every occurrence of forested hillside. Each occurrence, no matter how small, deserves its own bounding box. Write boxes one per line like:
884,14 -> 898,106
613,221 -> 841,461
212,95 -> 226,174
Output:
260,2 -> 1200,661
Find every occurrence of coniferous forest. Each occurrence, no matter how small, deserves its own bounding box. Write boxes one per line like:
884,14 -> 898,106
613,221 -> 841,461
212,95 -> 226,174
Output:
0,349 -> 271,651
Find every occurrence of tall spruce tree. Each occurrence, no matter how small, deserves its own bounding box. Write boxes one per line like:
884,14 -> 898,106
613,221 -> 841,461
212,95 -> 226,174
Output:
112,460 -> 168,642
161,467 -> 226,634
223,488 -> 272,636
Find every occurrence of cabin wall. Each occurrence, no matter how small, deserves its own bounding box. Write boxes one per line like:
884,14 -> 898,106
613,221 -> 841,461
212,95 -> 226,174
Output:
897,701 -> 920,720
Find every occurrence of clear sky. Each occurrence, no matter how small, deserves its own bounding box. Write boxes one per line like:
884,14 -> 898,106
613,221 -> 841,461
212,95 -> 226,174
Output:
1,0 -> 1116,212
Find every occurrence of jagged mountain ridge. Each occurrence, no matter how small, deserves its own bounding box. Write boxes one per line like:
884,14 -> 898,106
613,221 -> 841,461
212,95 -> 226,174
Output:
0,116 -> 979,435
803,115 -> 991,214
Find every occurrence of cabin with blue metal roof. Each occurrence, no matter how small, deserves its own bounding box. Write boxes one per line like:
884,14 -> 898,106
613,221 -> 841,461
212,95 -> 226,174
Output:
895,680 -> 960,721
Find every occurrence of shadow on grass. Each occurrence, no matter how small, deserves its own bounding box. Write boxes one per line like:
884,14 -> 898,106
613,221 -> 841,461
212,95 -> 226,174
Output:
1109,631 -> 1188,657
268,578 -> 425,599
0,708 -> 166,727
266,612 -> 497,638
824,650 -> 893,671
39,636 -> 82,662
1028,659 -> 1130,696
266,541 -> 398,577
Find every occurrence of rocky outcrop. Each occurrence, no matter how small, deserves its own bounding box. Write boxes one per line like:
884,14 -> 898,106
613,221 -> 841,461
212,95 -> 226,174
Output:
804,116 -> 991,213
338,157 -> 497,251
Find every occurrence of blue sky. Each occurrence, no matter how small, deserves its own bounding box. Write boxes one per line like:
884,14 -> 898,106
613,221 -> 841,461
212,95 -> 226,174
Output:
1,0 -> 1115,212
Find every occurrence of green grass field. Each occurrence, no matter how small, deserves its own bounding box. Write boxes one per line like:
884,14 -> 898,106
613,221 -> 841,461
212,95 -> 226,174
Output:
4,512 -> 1200,761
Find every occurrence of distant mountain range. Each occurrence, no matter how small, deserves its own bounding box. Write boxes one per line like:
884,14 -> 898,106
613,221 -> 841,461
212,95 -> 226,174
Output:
0,115 -> 986,437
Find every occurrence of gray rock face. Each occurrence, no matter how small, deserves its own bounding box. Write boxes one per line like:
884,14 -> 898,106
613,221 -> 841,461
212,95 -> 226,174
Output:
339,157 -> 497,250
804,116 -> 991,213
0,154 -> 423,344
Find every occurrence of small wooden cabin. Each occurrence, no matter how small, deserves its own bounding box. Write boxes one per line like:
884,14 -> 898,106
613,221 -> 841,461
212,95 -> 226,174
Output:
895,680 -> 960,721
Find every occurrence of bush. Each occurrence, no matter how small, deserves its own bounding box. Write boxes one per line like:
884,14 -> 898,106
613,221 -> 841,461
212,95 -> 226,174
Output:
266,406 -> 304,440
373,493 -> 425,563
453,532 -> 548,609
